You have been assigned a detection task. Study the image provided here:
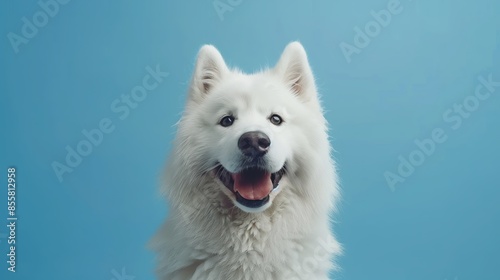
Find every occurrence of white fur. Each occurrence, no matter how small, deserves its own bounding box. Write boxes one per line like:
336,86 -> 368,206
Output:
150,42 -> 341,280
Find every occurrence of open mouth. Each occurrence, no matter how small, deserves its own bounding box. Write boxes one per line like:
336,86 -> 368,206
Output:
215,165 -> 285,209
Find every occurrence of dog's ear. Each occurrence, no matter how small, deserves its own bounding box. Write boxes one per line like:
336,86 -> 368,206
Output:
191,45 -> 228,98
274,42 -> 316,97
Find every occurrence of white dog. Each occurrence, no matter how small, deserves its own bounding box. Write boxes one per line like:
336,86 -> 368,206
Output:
150,42 -> 341,280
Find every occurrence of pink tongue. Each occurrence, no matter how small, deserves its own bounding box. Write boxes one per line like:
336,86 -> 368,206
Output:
232,171 -> 272,200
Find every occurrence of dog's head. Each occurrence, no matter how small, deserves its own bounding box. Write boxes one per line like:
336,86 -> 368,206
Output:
172,42 -> 328,213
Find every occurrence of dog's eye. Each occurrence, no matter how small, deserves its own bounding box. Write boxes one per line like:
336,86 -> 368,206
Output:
219,116 -> 235,127
270,114 -> 283,125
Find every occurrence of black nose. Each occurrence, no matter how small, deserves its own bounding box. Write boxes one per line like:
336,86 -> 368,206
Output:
238,131 -> 271,157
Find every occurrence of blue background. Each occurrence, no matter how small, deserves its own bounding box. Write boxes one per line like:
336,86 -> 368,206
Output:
1,0 -> 499,279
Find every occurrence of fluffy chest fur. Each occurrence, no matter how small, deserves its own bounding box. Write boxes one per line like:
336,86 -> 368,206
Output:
153,186 -> 338,280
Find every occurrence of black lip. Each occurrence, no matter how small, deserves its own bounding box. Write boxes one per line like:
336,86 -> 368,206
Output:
235,192 -> 270,208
